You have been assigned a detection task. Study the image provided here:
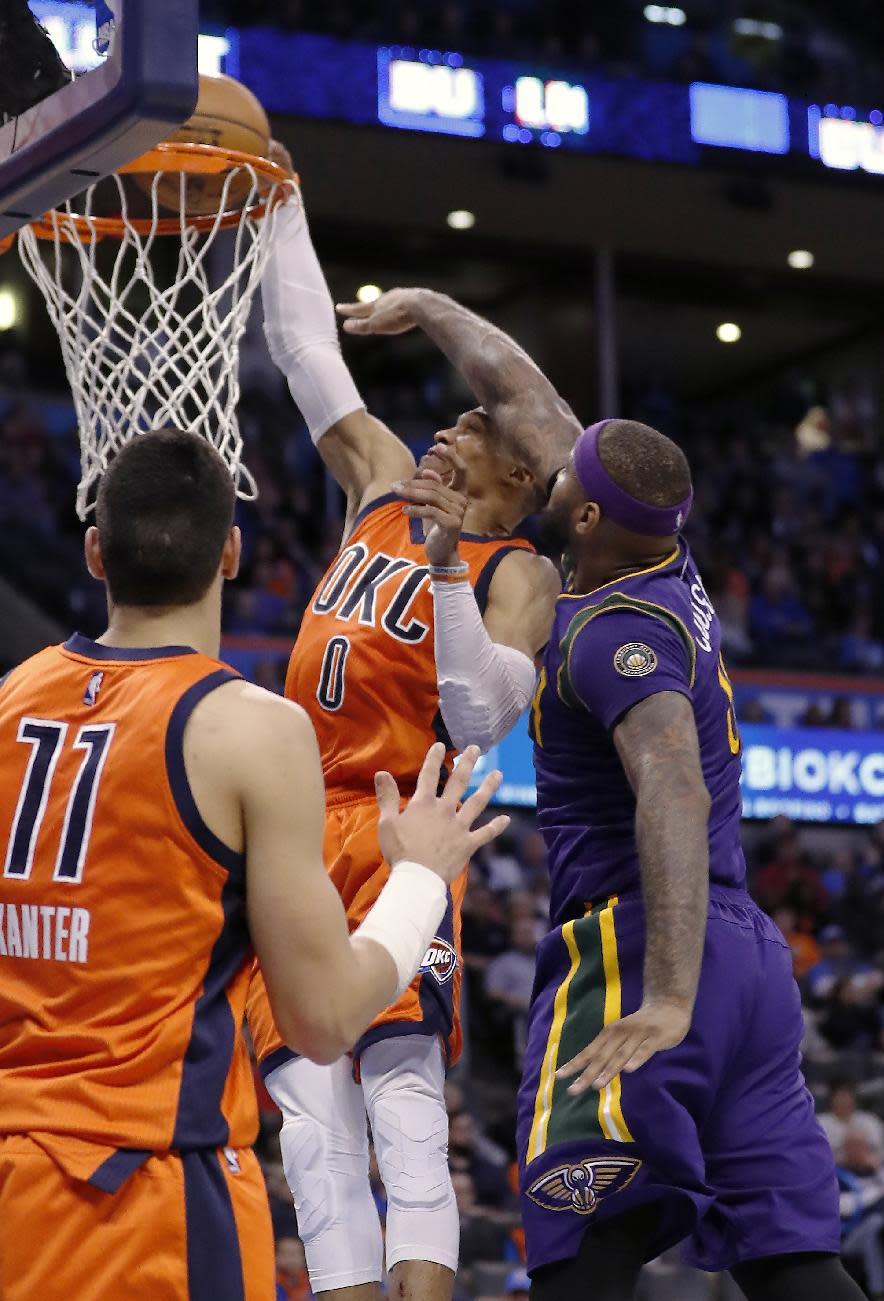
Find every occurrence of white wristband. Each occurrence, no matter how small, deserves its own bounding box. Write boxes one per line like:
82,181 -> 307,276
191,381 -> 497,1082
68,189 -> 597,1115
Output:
354,860 -> 448,998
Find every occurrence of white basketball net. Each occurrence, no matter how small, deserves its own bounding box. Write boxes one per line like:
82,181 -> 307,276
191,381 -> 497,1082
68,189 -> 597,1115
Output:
17,162 -> 298,518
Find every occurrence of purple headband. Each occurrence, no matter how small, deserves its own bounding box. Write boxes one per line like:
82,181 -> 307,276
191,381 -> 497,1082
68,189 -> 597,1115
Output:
572,420 -> 693,536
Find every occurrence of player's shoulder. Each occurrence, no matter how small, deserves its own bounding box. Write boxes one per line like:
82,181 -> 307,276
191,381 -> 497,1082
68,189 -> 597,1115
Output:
561,588 -> 697,679
487,548 -> 561,605
187,677 -> 317,756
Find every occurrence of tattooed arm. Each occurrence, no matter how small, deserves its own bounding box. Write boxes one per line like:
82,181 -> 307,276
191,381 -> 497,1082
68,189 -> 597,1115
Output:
616,692 -> 710,1011
557,691 -> 710,1093
337,288 -> 582,487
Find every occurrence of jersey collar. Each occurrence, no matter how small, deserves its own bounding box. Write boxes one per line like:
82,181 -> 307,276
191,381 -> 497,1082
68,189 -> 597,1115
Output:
63,633 -> 198,661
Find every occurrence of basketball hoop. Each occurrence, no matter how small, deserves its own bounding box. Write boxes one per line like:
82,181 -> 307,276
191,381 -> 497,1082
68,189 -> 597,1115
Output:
12,141 -> 299,518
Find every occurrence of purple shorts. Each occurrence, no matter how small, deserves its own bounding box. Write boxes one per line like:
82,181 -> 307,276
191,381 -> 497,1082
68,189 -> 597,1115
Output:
516,885 -> 839,1274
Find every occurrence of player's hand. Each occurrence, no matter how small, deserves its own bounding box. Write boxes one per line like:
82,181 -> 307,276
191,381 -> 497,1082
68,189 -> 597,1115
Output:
336,288 -> 421,336
375,742 -> 510,884
555,999 -> 692,1094
393,445 -> 469,567
268,139 -> 295,175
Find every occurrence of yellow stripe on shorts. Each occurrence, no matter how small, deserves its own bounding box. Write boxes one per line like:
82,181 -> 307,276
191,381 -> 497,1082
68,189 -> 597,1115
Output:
597,896 -> 635,1142
526,919 -> 580,1164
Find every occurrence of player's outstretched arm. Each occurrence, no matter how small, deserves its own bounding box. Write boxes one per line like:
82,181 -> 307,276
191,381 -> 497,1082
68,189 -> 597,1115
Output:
557,691 -> 710,1094
394,445 -> 559,752
262,144 -> 414,535
213,687 -> 508,1061
338,287 -> 582,487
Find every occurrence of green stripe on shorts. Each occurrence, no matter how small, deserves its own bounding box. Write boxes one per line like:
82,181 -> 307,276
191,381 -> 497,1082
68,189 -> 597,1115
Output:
545,912 -> 607,1149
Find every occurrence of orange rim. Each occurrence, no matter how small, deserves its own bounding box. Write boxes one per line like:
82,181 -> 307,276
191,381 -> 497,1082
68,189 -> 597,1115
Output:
21,142 -> 297,244
0,233 -> 15,256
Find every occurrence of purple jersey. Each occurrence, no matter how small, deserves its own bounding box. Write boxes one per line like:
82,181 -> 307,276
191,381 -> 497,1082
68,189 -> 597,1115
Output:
530,542 -> 745,928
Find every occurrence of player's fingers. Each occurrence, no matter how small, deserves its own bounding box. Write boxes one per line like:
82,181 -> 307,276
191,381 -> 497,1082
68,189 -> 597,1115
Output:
443,746 -> 482,804
393,480 -> 463,506
268,139 -> 294,172
414,741 -> 447,800
456,771 -> 504,829
621,1037 -> 658,1074
402,506 -> 458,527
414,468 -> 444,484
556,1035 -> 605,1079
374,770 -> 401,821
589,1030 -> 647,1090
456,770 -> 504,824
335,301 -> 372,318
341,317 -> 375,334
467,811 -> 511,850
557,1024 -> 630,1091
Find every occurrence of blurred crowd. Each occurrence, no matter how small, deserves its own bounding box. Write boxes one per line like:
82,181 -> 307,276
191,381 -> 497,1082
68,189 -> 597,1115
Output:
251,810 -> 884,1298
684,409 -> 884,676
3,361 -> 884,1294
202,0 -> 884,105
3,361 -> 884,681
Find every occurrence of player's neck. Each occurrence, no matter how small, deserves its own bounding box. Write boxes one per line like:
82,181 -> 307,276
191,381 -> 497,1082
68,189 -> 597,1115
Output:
462,499 -> 520,538
99,596 -> 222,660
572,538 -> 676,594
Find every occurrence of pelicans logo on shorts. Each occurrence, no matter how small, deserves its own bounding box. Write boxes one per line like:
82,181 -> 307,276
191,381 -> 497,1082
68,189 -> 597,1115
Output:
419,937 -> 458,986
526,1157 -> 642,1215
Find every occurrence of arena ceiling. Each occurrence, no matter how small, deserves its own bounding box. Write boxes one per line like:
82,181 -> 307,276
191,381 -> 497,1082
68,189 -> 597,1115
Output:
280,116 -> 884,406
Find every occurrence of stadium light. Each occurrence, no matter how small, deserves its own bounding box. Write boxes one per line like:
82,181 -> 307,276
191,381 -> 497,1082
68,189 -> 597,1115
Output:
644,6 -> 687,25
356,284 -> 383,303
787,249 -> 815,269
734,18 -> 783,40
0,289 -> 18,330
716,322 -> 742,343
447,209 -> 476,229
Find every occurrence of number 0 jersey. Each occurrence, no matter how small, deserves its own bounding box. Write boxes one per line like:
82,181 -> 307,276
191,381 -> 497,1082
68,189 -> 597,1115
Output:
286,493 -> 536,796
0,636 -> 257,1163
530,541 -> 746,929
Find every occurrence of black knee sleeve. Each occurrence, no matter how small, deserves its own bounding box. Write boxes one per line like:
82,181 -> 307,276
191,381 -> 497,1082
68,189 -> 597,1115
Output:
529,1203 -> 657,1301
731,1251 -> 868,1301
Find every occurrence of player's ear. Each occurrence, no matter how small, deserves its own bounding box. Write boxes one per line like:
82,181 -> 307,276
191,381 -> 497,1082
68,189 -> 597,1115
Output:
221,525 -> 242,582
574,501 -> 601,536
84,526 -> 105,581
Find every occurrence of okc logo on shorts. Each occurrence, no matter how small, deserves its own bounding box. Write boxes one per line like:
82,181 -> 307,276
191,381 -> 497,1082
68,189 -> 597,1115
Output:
419,937 -> 457,985
527,1157 -> 642,1215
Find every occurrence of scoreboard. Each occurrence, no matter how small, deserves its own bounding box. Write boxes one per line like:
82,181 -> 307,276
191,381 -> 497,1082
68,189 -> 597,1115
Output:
32,8 -> 884,180
234,30 -> 884,181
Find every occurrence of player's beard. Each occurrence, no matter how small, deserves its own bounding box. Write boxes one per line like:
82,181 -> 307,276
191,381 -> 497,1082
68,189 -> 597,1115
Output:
537,500 -> 572,560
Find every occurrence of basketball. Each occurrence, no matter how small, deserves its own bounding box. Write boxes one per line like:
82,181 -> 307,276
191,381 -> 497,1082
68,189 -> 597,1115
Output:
137,73 -> 272,216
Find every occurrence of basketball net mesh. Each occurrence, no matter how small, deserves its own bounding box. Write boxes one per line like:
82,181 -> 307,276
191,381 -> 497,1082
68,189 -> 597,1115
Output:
17,163 -> 298,518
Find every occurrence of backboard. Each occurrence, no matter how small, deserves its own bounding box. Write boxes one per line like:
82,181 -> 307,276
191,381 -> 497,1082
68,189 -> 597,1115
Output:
0,0 -> 199,239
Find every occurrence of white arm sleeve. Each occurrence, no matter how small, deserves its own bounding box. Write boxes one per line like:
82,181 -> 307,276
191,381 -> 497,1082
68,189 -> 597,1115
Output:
262,199 -> 364,442
432,577 -> 536,754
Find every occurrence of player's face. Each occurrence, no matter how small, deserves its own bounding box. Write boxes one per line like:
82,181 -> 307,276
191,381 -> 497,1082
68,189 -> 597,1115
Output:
540,462 -> 585,554
422,409 -> 511,494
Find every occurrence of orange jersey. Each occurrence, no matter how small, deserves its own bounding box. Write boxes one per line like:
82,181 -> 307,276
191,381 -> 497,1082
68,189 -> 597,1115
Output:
0,635 -> 257,1161
285,493 -> 535,796
0,1138 -> 273,1300
248,497 -> 535,1077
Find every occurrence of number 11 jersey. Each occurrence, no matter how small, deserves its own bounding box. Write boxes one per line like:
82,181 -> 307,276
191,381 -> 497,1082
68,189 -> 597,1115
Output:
0,636 -> 257,1167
